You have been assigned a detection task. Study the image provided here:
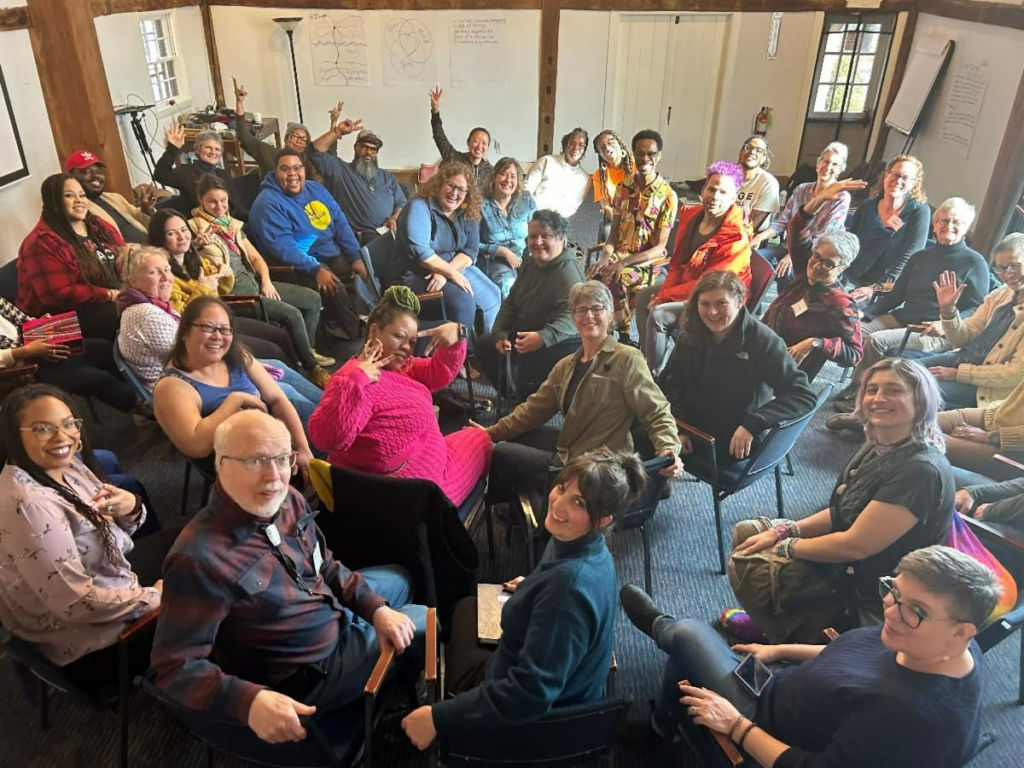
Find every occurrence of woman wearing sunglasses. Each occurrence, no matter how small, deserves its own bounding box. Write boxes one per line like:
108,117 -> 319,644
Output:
619,545 -> 1000,768
0,384 -> 170,688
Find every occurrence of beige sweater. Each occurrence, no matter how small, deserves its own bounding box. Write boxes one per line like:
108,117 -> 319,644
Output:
942,285 -> 1024,408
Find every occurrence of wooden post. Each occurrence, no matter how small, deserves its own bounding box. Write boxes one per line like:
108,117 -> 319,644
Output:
537,0 -> 559,158
200,0 -> 226,107
26,0 -> 134,195
973,67 -> 1024,258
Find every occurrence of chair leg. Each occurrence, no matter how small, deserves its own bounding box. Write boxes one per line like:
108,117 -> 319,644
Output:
1018,627 -> 1023,705
783,454 -> 794,476
39,678 -> 50,730
181,460 -> 191,517
713,495 -> 726,576
119,643 -> 130,768
642,525 -> 653,598
775,465 -> 785,519
206,745 -> 215,768
484,503 -> 495,560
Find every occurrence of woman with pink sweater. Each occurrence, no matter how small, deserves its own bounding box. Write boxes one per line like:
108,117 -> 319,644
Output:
309,286 -> 491,505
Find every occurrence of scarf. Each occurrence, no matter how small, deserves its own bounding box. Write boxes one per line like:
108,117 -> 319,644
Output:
115,287 -> 179,319
192,206 -> 243,261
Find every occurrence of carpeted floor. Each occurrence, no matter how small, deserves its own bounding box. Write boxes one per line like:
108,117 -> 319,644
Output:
2,200 -> 1021,766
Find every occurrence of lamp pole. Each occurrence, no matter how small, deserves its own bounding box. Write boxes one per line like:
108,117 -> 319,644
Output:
273,17 -> 304,123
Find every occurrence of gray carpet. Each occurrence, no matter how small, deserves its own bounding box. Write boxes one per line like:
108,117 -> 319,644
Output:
2,200 -> 1021,766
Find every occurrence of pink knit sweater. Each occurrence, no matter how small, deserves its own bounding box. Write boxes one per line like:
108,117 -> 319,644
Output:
308,340 -> 491,506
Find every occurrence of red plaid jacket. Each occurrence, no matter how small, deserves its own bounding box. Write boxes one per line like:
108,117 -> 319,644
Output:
16,218 -> 123,317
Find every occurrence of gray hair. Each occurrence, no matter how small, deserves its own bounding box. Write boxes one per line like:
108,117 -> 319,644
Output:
194,129 -> 223,151
817,141 -> 849,171
126,246 -> 170,281
817,229 -> 859,268
570,280 -> 614,313
933,197 -> 976,229
895,545 -> 1001,628
993,232 -> 1024,261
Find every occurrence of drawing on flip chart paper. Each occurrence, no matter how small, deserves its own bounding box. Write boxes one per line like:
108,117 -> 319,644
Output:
381,15 -> 437,86
308,13 -> 370,87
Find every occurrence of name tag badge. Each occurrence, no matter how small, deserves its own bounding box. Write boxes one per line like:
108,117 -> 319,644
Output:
792,299 -> 809,317
313,542 -> 324,574
889,215 -> 904,232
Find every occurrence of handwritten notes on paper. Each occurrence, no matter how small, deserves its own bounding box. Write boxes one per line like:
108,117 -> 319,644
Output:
450,16 -> 508,88
308,13 -> 369,87
381,13 -> 437,87
939,60 -> 990,159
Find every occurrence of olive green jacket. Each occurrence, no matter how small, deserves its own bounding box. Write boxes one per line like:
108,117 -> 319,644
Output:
487,335 -> 681,463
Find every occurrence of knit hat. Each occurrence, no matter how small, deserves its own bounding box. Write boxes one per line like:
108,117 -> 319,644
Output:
355,129 -> 383,149
64,150 -> 103,173
284,122 -> 310,141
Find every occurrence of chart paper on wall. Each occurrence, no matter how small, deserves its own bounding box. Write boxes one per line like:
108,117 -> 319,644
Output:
381,13 -> 438,87
938,60 -> 990,160
450,15 -> 509,88
308,12 -> 370,87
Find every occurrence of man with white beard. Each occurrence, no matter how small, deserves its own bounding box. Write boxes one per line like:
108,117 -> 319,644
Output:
311,116 -> 407,241
149,410 -> 426,744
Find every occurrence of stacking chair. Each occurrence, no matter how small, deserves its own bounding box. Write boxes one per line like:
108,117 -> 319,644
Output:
494,336 -> 580,419
2,609 -> 159,768
676,385 -> 833,575
746,248 -> 777,316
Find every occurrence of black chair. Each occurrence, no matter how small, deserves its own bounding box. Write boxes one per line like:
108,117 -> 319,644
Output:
677,385 -> 833,575
231,171 -> 263,214
963,514 -> 1024,704
137,627 -> 411,768
314,463 -> 483,621
495,336 -> 581,419
0,259 -> 18,303
112,333 -> 153,405
181,455 -> 216,518
1,610 -> 159,768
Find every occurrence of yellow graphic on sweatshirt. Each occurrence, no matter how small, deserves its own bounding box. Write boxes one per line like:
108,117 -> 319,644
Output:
305,200 -> 332,230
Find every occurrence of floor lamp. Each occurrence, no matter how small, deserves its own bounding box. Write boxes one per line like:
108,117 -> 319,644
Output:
273,17 -> 303,123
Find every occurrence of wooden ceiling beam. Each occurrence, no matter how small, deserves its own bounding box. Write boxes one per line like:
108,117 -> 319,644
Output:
916,0 -> 1024,32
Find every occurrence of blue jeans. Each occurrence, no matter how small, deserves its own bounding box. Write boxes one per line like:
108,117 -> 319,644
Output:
304,565 -> 428,715
650,619 -> 762,767
403,265 -> 501,333
259,359 -> 323,428
916,351 -> 978,409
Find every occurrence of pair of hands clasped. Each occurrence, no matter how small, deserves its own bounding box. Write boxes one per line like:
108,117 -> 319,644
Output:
356,323 -> 463,382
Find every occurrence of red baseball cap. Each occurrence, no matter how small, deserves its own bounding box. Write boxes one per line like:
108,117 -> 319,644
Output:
63,150 -> 104,173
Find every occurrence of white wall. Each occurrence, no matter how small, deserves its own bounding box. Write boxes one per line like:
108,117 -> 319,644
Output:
554,11 -> 821,179
882,13 -> 1024,221
96,6 -> 215,187
0,16 -> 60,265
210,6 -> 540,170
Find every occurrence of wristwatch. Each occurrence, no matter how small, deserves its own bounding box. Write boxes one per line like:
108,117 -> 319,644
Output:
457,323 -> 468,340
811,338 -> 823,350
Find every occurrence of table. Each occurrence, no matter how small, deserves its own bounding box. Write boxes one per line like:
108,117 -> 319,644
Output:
180,117 -> 281,177
477,583 -> 509,645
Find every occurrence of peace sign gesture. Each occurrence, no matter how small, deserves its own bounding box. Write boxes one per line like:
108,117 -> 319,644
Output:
933,269 -> 965,316
356,338 -> 394,383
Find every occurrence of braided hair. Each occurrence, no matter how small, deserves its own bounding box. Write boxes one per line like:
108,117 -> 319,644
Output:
366,286 -> 421,338
0,384 -> 121,565
40,174 -> 120,289
592,130 -> 636,204
147,209 -> 204,281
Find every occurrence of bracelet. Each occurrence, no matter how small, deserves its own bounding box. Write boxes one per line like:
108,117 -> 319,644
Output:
771,523 -> 790,543
737,720 -> 757,750
728,714 -> 747,741
774,538 -> 797,559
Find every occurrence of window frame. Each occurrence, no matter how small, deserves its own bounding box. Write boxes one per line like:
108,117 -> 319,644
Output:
807,14 -> 896,122
139,12 -> 186,105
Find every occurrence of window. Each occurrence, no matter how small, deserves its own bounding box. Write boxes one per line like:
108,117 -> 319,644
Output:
140,14 -> 180,102
810,17 -> 895,118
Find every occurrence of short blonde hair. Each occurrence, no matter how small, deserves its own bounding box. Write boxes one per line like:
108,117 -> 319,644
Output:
125,246 -> 170,282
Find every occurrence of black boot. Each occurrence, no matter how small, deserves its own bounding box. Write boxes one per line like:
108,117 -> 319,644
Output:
620,584 -> 671,639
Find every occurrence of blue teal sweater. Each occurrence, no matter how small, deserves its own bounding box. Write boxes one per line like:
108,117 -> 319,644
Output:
431,531 -> 615,735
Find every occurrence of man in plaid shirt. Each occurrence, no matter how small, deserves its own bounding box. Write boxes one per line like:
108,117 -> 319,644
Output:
150,410 -> 426,744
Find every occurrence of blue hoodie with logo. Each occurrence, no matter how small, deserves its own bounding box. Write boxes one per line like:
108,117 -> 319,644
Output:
248,173 -> 361,275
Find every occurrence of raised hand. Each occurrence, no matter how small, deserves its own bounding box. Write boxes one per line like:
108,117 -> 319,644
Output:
816,178 -> 868,202
165,123 -> 186,149
933,269 -> 966,316
428,87 -> 443,113
418,322 -> 461,355
232,77 -> 247,104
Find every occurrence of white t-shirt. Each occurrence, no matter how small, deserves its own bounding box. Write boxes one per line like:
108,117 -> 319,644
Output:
736,167 -> 781,230
525,155 -> 591,219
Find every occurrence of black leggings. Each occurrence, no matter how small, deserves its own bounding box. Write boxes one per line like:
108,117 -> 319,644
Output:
34,338 -> 137,412
234,317 -> 298,368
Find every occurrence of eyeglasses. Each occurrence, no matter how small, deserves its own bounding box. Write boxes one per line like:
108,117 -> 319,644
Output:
634,150 -> 661,159
878,576 -> 963,629
811,253 -> 841,270
220,452 -> 297,473
742,143 -> 766,155
191,322 -> 234,336
573,305 -> 607,317
278,164 -> 304,174
19,418 -> 83,442
287,134 -> 310,145
886,171 -> 916,184
444,182 -> 468,196
936,217 -> 966,228
993,262 -> 1023,276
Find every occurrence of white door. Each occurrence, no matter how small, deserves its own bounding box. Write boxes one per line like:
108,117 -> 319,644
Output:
606,14 -> 728,181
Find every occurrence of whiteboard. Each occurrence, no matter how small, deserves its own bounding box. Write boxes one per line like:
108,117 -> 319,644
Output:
885,35 -> 955,135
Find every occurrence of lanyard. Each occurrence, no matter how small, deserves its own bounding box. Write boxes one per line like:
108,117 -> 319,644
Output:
262,523 -> 314,596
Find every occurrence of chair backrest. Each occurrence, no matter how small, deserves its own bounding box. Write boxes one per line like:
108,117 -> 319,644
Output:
747,249 -> 776,313
509,336 -> 581,405
360,229 -> 397,296
352,274 -> 377,317
962,516 -> 1024,651
443,695 -> 632,767
0,260 -> 18,304
616,455 -> 675,532
232,171 -> 263,214
733,384 -> 833,489
112,332 -> 154,405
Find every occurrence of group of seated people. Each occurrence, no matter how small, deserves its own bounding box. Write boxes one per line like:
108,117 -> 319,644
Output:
2,86 -> 1022,767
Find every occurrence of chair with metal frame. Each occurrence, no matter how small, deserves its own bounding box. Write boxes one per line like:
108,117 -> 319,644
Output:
676,385 -> 833,575
746,249 -> 777,316
1,609 -> 160,768
493,336 -> 581,419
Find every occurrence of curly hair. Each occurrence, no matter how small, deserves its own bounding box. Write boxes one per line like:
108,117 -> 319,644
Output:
40,174 -> 120,289
705,160 -> 745,191
415,161 -> 482,221
560,128 -> 589,158
487,157 -> 527,209
592,130 -> 636,203
365,286 -> 421,338
882,155 -> 927,204
0,384 -> 121,565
